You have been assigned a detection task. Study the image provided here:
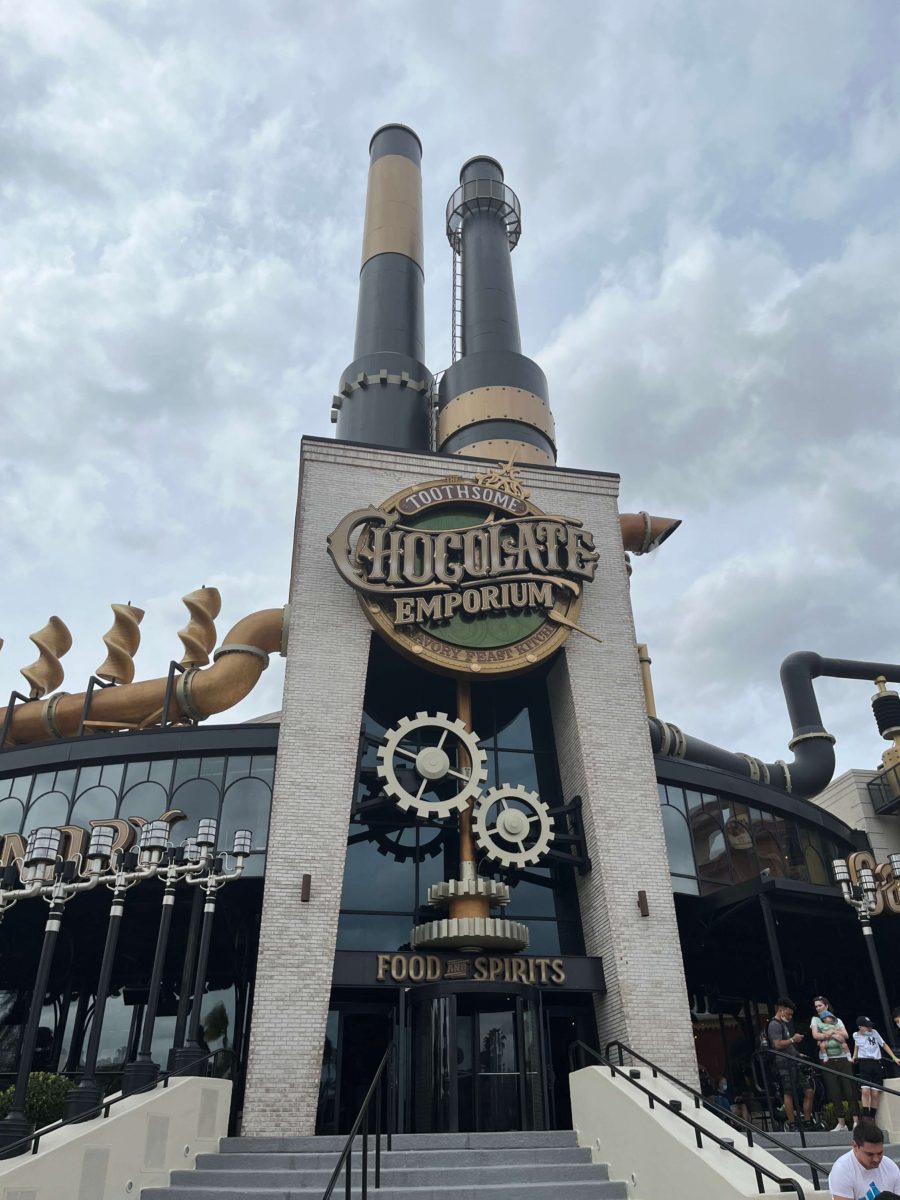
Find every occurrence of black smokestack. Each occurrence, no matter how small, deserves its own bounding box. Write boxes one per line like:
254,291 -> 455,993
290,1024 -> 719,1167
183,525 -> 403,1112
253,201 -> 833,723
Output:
437,156 -> 556,466
332,124 -> 431,451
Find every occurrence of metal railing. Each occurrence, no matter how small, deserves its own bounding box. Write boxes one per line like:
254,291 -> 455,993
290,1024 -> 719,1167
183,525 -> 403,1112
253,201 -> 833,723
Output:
569,1039 -> 814,1198
0,1047 -> 228,1160
321,1042 -> 395,1200
757,1044 -> 900,1149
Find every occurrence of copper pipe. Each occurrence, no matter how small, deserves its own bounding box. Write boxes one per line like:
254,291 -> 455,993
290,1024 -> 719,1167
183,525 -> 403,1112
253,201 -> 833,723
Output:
637,643 -> 657,718
619,512 -> 681,555
451,679 -> 489,921
0,607 -> 285,748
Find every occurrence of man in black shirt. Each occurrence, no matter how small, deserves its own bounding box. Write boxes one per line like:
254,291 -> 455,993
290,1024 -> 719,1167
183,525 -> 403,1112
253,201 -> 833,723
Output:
767,997 -> 815,1128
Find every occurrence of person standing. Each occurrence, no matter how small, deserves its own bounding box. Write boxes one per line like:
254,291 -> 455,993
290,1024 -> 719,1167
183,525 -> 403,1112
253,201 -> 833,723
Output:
811,1000 -> 858,1130
767,997 -> 815,1129
828,1119 -> 900,1200
853,1016 -> 900,1123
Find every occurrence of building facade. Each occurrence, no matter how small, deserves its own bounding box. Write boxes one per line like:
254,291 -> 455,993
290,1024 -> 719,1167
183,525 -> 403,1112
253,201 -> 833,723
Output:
1,123 -> 899,1149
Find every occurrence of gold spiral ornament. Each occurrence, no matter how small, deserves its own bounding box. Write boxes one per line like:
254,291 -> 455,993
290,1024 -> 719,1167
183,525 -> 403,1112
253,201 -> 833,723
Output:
21,616 -> 73,699
177,587 -> 221,666
96,603 -> 145,684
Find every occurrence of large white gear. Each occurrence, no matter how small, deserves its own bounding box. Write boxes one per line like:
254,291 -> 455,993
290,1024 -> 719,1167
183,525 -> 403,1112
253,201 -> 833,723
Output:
473,784 -> 555,869
376,711 -> 487,820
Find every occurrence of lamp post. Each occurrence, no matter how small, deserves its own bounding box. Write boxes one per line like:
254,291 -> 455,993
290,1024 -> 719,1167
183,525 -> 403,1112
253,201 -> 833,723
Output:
64,822 -> 172,1119
167,865 -> 205,1072
169,829 -> 251,1076
121,826 -> 214,1095
0,829 -> 108,1156
832,857 -> 895,1042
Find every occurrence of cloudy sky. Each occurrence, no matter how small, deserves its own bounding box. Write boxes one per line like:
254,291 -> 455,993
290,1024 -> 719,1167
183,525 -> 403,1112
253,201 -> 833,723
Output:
2,0 -> 898,780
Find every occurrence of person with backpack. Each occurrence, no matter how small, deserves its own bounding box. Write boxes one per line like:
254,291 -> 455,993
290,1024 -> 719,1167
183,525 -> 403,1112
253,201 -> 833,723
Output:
767,997 -> 815,1129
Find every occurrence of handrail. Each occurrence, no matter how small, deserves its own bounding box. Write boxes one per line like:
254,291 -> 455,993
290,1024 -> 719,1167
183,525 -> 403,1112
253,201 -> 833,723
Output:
321,1041 -> 394,1200
762,1043 -> 900,1100
568,1040 -> 810,1199
0,1046 -> 229,1160
599,1040 -> 827,1189
757,1044 -> 900,1150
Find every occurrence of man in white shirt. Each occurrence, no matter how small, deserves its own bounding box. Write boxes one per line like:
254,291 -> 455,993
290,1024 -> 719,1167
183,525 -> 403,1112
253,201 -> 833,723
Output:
829,1121 -> 900,1200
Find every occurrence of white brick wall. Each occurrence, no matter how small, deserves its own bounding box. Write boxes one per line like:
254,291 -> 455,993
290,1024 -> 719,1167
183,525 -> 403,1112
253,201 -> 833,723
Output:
242,438 -> 697,1134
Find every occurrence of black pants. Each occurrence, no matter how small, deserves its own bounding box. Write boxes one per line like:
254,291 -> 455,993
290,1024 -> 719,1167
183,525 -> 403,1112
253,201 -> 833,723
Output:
822,1058 -> 858,1116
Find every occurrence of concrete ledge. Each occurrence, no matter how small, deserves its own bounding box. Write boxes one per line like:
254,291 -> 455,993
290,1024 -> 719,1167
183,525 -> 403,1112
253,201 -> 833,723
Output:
570,1064 -> 829,1200
0,1076 -> 231,1200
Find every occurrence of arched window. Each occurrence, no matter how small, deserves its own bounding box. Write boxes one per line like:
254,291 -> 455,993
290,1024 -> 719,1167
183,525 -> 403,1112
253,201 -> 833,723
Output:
69,786 -> 118,830
661,805 -> 695,877
22,791 -> 69,836
0,797 -> 24,839
119,780 -> 169,823
220,775 -> 271,853
169,777 -> 221,845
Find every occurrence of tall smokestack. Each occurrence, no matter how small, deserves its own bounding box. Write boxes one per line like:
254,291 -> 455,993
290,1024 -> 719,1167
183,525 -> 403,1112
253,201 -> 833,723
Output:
436,156 -> 556,466
332,124 -> 432,451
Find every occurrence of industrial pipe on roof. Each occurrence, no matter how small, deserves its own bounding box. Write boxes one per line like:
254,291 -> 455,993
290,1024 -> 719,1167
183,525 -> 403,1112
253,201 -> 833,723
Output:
650,652 -> 900,798
0,607 -> 286,748
332,124 -> 432,451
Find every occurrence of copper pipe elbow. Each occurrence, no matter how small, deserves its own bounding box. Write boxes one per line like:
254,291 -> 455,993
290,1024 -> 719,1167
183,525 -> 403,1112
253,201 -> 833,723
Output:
620,512 -> 681,555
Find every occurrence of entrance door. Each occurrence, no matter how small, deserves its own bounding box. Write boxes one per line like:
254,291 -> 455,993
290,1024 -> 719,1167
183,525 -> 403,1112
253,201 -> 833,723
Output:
317,998 -> 396,1135
408,984 -> 545,1133
541,999 -> 598,1129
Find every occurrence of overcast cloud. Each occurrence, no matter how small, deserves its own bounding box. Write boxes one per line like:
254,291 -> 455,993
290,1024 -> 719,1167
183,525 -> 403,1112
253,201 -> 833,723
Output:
1,0 -> 898,780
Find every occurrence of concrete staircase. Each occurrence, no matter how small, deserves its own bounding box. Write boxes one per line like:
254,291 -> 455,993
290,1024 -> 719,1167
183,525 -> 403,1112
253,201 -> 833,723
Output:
141,1130 -> 629,1199
765,1127 -> 900,1186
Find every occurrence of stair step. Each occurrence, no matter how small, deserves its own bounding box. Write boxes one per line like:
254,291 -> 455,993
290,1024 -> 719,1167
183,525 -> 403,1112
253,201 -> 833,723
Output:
197,1147 -> 593,1170
765,1130 -> 854,1148
142,1185 -> 629,1200
171,1163 -> 608,1188
220,1131 -> 580,1153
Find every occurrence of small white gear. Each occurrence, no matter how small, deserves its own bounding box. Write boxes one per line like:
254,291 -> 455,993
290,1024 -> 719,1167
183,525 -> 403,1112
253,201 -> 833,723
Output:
376,711 -> 487,820
473,784 -> 555,868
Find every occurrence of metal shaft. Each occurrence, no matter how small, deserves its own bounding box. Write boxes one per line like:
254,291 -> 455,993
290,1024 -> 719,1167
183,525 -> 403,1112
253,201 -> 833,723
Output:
861,919 -> 894,1043
77,892 -> 125,1084
136,878 -> 177,1060
184,895 -> 217,1049
7,900 -> 64,1118
172,879 -> 204,1051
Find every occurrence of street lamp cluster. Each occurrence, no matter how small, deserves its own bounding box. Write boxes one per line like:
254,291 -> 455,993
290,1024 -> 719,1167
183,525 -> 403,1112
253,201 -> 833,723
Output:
832,853 -> 900,1044
0,817 -> 251,1157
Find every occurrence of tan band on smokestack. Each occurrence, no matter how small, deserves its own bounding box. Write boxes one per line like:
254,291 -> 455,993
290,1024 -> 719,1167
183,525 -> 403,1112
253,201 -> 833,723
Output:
438,387 -> 556,448
451,439 -> 554,466
361,155 -> 424,270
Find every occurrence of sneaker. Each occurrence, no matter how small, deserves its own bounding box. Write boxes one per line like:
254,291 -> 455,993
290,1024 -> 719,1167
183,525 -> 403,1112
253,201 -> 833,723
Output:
834,1120 -> 848,1130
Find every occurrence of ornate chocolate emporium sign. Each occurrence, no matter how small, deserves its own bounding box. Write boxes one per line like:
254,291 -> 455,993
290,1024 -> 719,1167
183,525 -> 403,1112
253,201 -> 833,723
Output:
327,464 -> 599,677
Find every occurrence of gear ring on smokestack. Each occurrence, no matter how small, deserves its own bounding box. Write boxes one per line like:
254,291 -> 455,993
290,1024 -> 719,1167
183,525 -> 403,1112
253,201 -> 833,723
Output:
332,124 -> 432,451
438,156 -> 556,467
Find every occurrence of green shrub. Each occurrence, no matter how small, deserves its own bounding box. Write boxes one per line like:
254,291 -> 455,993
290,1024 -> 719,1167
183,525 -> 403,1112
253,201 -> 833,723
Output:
0,1073 -> 74,1127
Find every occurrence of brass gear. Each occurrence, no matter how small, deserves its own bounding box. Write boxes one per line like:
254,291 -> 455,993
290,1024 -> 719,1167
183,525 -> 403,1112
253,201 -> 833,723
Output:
376,711 -> 487,820
472,784 -> 554,869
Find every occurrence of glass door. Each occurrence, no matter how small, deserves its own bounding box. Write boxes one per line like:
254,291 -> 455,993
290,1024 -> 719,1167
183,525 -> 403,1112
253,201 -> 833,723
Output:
409,984 -> 546,1133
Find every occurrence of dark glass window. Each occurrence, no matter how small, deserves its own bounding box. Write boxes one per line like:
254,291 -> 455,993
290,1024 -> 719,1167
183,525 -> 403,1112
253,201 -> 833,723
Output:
0,750 -> 274,871
658,779 -> 855,895
69,786 -> 118,829
22,791 -> 69,835
338,639 -> 581,953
